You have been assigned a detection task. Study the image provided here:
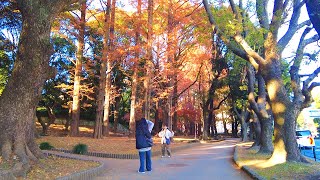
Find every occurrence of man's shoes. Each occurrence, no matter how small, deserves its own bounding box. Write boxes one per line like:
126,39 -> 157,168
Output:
147,169 -> 152,172
168,156 -> 171,158
161,156 -> 165,158
138,170 -> 145,174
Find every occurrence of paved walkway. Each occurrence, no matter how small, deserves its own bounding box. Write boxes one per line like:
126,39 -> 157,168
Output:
93,138 -> 251,180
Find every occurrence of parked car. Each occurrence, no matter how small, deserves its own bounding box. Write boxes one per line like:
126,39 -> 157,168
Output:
296,130 -> 315,149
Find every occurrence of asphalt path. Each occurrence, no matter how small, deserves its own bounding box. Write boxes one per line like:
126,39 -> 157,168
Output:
94,138 -> 251,180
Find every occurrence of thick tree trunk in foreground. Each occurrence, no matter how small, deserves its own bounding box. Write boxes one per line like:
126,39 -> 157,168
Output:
259,111 -> 274,154
261,56 -> 303,162
0,0 -> 77,177
71,2 -> 86,137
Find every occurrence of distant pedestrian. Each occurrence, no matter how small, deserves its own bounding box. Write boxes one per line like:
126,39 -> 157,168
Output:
136,117 -> 154,173
158,124 -> 174,158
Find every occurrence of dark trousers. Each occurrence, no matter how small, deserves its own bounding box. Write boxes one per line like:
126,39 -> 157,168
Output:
161,143 -> 171,156
138,150 -> 152,172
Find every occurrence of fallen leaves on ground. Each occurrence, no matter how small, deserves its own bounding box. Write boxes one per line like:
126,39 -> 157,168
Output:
36,124 -> 191,154
26,156 -> 100,180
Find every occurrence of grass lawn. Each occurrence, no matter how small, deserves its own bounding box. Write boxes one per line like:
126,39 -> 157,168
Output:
236,142 -> 320,180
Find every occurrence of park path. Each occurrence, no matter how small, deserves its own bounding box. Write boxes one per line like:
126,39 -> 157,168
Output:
93,138 -> 251,180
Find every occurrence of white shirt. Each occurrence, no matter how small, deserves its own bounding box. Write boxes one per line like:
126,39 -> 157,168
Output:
158,129 -> 174,144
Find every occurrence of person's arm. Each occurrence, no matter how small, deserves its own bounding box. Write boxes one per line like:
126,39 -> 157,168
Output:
169,130 -> 174,137
146,120 -> 154,133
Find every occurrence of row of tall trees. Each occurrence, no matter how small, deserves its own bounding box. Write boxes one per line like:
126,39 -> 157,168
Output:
203,0 -> 320,163
0,0 -> 319,177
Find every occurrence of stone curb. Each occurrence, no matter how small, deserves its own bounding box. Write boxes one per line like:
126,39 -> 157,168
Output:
42,142 -> 202,180
43,151 -> 106,180
50,141 -> 201,159
233,145 -> 266,180
43,140 -> 225,180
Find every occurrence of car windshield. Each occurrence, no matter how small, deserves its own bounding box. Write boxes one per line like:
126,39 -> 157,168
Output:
296,130 -> 311,137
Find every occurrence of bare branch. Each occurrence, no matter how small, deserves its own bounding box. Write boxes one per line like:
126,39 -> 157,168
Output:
211,93 -> 230,111
308,82 -> 320,91
175,63 -> 204,98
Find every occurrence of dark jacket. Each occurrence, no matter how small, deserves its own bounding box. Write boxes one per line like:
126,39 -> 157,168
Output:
136,118 -> 152,149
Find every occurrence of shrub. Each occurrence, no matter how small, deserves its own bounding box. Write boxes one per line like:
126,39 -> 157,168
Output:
39,142 -> 54,150
72,143 -> 88,154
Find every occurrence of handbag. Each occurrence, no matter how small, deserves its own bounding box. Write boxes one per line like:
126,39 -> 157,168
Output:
165,137 -> 171,145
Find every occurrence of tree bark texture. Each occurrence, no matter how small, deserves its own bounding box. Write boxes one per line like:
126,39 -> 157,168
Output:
306,0 -> 320,36
261,51 -> 303,162
0,0 -> 78,177
247,64 -> 273,153
103,0 -> 116,136
94,0 -> 111,139
129,69 -> 137,137
71,2 -> 86,137
113,95 -> 121,132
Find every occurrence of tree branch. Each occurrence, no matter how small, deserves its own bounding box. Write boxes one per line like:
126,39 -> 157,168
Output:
210,93 -> 230,111
270,0 -> 284,38
256,0 -> 269,29
175,63 -> 204,98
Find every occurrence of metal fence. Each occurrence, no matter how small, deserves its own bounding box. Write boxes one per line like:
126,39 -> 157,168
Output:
299,146 -> 320,161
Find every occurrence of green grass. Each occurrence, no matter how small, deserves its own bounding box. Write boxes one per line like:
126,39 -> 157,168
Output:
236,143 -> 320,180
256,162 -> 318,179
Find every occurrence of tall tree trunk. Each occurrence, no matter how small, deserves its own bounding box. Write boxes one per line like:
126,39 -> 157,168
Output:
94,0 -> 111,139
36,106 -> 56,136
167,0 -> 174,130
250,112 -> 261,148
262,53 -> 303,162
129,69 -> 137,137
207,99 -> 214,137
70,2 -> 86,137
154,100 -> 160,133
0,0 -> 77,177
213,115 -> 218,138
113,95 -> 121,133
65,103 -> 72,131
259,109 -> 274,153
202,107 -> 209,140
234,104 -> 249,141
129,0 -> 142,137
143,0 -> 154,120
172,76 -> 178,131
247,64 -> 273,153
103,0 -> 116,136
